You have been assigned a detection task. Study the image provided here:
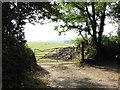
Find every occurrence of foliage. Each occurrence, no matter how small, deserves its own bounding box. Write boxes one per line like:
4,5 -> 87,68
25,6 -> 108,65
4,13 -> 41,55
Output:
109,1 -> 120,24
101,35 -> 120,61
48,1 -> 120,65
2,44 -> 37,88
2,1 -> 120,87
2,2 -> 57,46
86,34 -> 120,63
73,53 -> 82,67
71,37 -> 91,56
72,37 -> 91,47
72,38 -> 83,47
51,2 -> 114,46
84,35 -> 120,63
86,46 -> 96,60
2,2 -> 57,88
72,35 -> 120,65
49,2 -> 120,65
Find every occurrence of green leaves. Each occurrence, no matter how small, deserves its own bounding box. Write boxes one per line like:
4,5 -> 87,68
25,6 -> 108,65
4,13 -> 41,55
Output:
2,2 -> 57,88
54,26 -> 58,30
50,2 -> 120,46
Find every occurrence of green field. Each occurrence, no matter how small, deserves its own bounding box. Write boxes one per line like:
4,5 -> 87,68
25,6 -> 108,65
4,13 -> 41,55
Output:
27,42 -> 74,63
27,42 -> 74,50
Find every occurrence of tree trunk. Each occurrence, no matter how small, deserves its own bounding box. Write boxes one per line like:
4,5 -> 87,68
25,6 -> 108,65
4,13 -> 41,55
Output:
98,2 -> 107,47
92,2 -> 97,46
81,41 -> 84,61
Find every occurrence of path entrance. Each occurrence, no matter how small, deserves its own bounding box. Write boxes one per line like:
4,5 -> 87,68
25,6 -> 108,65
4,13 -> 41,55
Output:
34,46 -> 119,88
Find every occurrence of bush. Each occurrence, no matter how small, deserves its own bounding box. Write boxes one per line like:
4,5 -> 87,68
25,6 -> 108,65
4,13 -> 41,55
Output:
88,46 -> 98,60
72,37 -> 91,48
72,36 -> 120,65
89,35 -> 120,63
2,43 -> 37,88
101,36 -> 120,61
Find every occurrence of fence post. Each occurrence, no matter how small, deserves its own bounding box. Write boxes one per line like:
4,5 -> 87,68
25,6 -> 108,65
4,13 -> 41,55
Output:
72,46 -> 75,61
81,41 -> 84,61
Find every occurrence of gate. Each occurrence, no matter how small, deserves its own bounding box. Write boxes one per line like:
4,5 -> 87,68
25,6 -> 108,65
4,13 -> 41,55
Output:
34,47 -> 63,61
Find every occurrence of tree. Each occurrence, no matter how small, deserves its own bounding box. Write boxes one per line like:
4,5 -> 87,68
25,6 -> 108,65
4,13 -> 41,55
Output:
51,2 -> 117,48
2,2 -> 58,46
109,2 -> 120,24
2,2 -> 57,88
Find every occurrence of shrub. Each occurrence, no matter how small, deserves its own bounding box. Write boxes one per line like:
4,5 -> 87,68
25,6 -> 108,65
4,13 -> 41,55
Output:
88,46 -> 98,60
2,43 -> 37,88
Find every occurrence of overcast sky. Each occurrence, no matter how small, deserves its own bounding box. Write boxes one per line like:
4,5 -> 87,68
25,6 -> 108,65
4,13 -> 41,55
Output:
23,18 -> 118,42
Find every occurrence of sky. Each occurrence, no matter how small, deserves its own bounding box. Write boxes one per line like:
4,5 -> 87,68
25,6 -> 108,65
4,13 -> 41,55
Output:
23,18 -> 118,42
23,21 -> 79,42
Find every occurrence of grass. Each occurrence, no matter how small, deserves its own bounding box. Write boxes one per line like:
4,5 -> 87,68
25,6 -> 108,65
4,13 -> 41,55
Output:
73,53 -> 83,67
27,42 -> 74,62
21,65 -> 48,88
38,59 -> 61,62
27,42 -> 74,50
21,76 -> 47,88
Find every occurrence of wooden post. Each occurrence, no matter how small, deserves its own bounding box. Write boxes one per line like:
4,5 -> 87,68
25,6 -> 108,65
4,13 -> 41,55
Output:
81,41 -> 84,61
72,46 -> 75,60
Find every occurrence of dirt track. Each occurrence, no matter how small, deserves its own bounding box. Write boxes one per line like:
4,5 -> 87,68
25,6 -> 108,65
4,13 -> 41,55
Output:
38,62 -> 119,88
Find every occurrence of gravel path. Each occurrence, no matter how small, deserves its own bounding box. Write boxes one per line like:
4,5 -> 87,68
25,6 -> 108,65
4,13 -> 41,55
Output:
38,62 -> 119,88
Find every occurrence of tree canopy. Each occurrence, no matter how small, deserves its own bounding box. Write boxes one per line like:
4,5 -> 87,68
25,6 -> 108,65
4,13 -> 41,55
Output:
50,2 -> 120,47
2,2 -> 58,88
3,2 -> 58,46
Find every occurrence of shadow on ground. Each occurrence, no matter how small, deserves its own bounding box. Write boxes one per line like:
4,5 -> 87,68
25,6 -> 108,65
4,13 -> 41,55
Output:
38,61 -> 119,89
51,76 -> 117,89
92,60 -> 120,73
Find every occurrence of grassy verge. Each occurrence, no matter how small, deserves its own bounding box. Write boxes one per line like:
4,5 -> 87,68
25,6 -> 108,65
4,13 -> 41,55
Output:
37,59 -> 74,65
21,65 -> 49,88
73,53 -> 84,67
38,59 -> 61,62
21,76 -> 47,88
